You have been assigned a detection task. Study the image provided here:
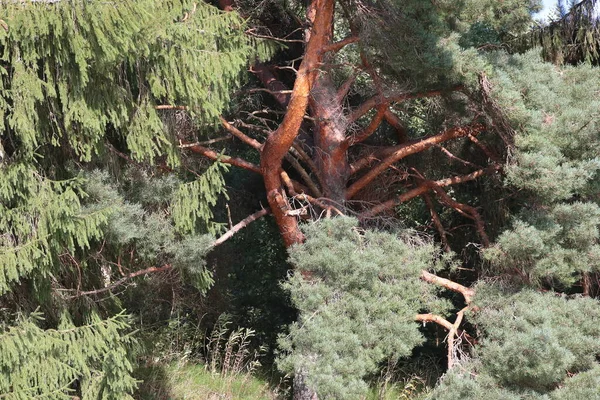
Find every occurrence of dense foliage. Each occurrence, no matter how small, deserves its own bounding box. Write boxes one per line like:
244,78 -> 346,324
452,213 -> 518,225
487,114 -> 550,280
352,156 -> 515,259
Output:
0,0 -> 599,399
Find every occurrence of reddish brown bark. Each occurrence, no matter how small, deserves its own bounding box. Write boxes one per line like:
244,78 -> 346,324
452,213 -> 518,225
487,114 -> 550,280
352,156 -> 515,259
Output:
347,124 -> 485,198
182,142 -> 261,174
361,166 -> 498,218
260,0 -> 335,247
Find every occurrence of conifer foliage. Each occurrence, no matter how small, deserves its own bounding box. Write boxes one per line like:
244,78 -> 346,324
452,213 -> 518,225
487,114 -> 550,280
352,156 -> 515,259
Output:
0,0 -> 264,397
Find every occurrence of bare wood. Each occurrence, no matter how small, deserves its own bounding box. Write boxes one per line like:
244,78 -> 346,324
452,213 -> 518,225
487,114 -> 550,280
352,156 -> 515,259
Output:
436,145 -> 481,168
350,86 -> 463,123
347,124 -> 484,198
212,208 -> 271,247
68,265 -> 173,299
421,270 -> 475,304
415,313 -> 454,331
429,183 -> 490,247
155,105 -> 187,110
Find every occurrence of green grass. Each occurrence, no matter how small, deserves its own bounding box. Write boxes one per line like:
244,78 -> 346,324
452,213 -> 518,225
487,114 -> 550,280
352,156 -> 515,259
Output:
135,362 -> 278,400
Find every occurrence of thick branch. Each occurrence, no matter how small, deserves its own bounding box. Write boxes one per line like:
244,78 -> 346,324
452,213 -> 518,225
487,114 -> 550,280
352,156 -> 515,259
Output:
383,109 -> 408,143
321,35 -> 359,53
260,0 -> 334,247
347,124 -> 484,198
181,143 -> 261,173
68,265 -> 173,299
421,270 -> 475,304
415,313 -> 454,331
212,208 -> 271,247
250,64 -> 291,108
360,166 -> 499,218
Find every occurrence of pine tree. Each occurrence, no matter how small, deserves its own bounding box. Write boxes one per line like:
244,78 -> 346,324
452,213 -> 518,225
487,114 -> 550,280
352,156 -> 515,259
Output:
183,0 -> 600,397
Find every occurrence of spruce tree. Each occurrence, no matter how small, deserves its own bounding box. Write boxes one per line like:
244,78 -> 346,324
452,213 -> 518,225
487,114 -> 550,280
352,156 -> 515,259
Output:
0,0 -> 270,397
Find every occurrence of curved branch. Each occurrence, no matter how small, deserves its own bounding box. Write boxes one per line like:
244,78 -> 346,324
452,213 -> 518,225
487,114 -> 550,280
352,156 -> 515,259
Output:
347,124 -> 484,198
415,313 -> 454,331
429,183 -> 490,247
344,103 -> 387,148
421,270 -> 475,304
350,86 -> 464,123
360,166 -> 499,218
260,0 -> 334,247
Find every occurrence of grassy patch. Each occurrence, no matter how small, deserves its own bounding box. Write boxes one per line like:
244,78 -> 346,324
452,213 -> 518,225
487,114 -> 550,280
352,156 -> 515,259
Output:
135,362 -> 278,400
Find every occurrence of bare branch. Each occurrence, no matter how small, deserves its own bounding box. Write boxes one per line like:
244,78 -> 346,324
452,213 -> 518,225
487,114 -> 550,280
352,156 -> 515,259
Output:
420,270 -> 475,304
344,103 -> 387,148
350,86 -> 463,123
347,124 -> 484,198
360,166 -> 500,218
180,142 -> 261,173
212,208 -> 271,247
423,193 -> 451,252
415,313 -> 454,331
67,265 -> 173,299
428,183 -> 490,247
219,116 -> 263,150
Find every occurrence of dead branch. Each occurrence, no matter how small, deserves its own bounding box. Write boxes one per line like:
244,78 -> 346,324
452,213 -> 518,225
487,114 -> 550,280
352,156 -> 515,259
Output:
350,86 -> 464,123
347,124 -> 484,198
219,116 -> 263,150
436,145 -> 481,168
423,193 -> 451,252
360,166 -> 500,218
420,270 -> 475,304
212,208 -> 271,247
181,142 -> 261,173
67,264 -> 173,299
428,183 -> 490,247
415,313 -> 454,331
